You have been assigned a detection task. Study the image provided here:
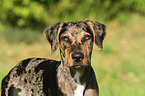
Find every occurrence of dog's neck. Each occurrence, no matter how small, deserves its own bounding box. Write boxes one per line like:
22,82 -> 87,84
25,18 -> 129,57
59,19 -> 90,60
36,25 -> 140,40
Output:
57,60 -> 86,96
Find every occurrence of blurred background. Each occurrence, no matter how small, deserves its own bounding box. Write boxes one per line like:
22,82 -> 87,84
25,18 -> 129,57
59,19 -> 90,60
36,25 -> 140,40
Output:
0,0 -> 145,95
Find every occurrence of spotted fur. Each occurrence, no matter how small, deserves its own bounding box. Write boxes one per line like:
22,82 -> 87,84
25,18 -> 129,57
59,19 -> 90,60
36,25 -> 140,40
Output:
1,19 -> 106,96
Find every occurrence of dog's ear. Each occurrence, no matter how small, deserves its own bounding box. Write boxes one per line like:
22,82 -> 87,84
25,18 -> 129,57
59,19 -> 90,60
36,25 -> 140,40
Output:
85,19 -> 107,50
44,21 -> 64,54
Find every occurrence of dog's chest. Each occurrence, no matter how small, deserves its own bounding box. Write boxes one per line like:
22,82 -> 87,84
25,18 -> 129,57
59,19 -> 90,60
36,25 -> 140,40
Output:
73,72 -> 86,96
57,67 -> 86,96
74,83 -> 86,96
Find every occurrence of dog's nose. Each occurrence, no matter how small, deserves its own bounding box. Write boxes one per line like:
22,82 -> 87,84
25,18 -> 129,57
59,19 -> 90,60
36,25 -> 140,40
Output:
72,52 -> 84,62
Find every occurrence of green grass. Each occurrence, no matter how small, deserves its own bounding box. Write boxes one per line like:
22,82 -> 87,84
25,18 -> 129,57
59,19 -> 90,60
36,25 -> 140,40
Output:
0,15 -> 145,95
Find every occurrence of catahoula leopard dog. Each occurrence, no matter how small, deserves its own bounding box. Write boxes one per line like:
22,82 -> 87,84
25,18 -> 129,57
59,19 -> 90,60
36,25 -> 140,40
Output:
1,19 -> 107,96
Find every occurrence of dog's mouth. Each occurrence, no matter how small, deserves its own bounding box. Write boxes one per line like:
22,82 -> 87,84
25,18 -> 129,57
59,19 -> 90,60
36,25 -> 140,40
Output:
72,64 -> 82,68
71,63 -> 89,68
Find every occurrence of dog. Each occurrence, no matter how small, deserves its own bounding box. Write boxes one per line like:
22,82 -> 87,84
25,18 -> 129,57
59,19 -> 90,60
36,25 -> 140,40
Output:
1,19 -> 106,96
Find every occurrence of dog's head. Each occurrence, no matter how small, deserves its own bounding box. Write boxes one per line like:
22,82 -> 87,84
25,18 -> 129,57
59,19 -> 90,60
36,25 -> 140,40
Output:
44,19 -> 106,68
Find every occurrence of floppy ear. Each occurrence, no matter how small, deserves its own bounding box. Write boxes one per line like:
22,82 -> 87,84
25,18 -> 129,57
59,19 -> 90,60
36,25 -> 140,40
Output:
44,21 -> 64,54
85,19 -> 107,50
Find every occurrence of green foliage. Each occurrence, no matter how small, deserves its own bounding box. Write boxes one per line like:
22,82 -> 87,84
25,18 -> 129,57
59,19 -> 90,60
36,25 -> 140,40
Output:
0,0 -> 47,28
0,0 -> 145,28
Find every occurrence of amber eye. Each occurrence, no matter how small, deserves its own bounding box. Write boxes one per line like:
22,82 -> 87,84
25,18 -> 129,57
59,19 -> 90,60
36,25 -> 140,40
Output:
63,36 -> 69,41
84,35 -> 91,40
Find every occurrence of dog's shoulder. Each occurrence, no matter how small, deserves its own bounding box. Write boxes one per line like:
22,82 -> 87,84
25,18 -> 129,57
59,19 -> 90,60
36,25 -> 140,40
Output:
2,58 -> 61,84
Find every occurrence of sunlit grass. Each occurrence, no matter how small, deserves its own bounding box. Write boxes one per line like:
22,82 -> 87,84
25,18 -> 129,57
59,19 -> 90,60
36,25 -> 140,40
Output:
0,15 -> 145,95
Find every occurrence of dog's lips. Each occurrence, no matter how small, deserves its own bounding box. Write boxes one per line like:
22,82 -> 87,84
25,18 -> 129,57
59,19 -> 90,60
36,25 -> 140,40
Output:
71,63 -> 88,68
73,65 -> 82,68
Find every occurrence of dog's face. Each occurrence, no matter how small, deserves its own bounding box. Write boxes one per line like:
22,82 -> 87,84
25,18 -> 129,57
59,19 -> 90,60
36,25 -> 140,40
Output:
59,26 -> 93,67
44,20 -> 106,68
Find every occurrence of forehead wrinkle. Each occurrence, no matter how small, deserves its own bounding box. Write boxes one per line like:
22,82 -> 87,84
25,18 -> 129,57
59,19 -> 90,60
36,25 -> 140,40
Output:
80,31 -> 90,36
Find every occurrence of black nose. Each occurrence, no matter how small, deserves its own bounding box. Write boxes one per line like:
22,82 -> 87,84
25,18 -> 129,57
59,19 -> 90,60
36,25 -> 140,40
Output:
72,52 -> 84,62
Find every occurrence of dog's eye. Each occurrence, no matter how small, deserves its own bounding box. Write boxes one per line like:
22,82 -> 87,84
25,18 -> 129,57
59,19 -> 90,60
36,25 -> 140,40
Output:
63,36 -> 69,41
84,35 -> 91,40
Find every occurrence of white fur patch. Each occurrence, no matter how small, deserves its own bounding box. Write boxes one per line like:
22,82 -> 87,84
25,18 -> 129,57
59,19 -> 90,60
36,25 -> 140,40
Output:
73,72 -> 86,96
